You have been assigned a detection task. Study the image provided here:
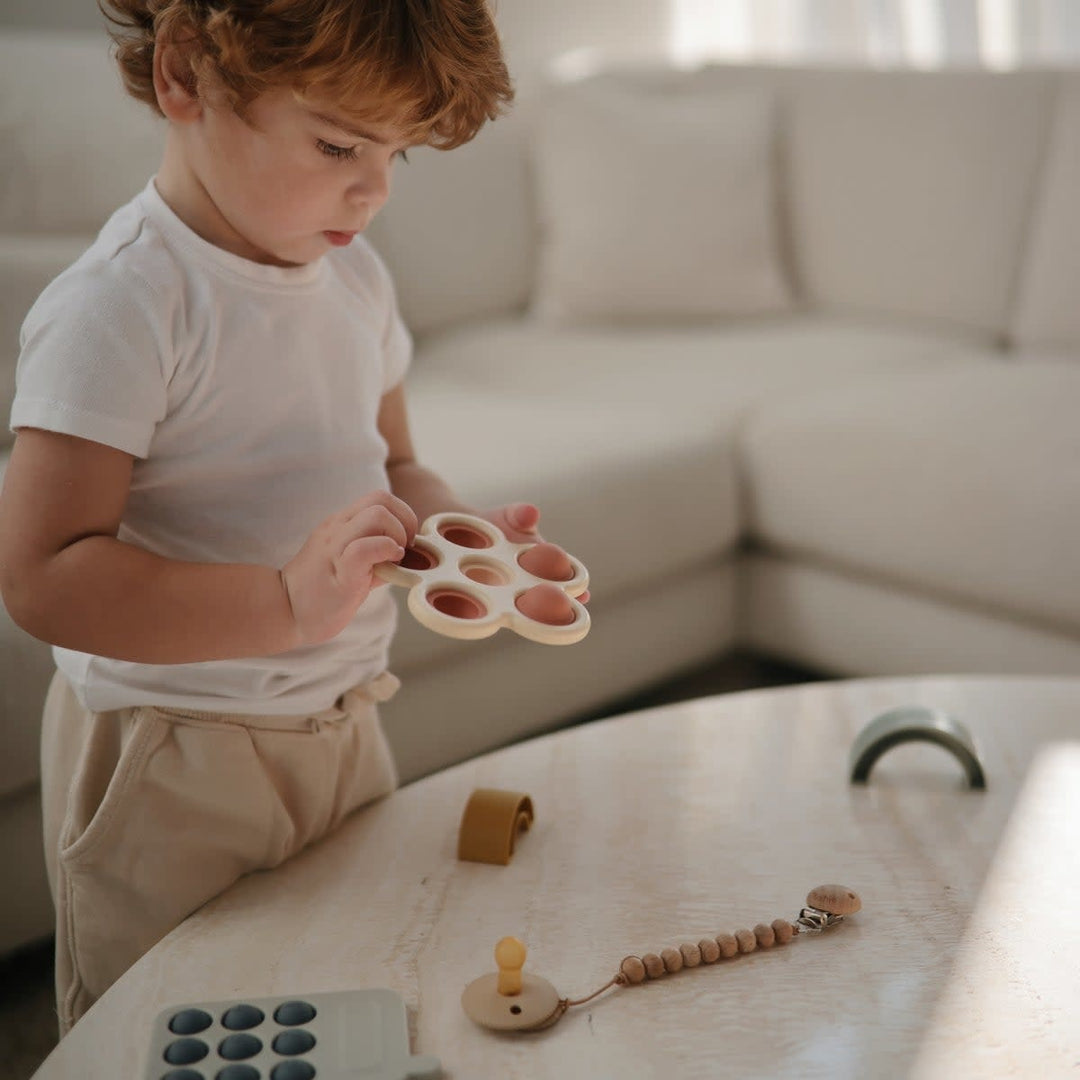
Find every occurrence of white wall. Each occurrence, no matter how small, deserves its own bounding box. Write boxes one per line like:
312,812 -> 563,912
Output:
0,0 -> 673,81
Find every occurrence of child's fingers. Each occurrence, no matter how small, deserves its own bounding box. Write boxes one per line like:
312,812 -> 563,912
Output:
342,503 -> 412,552
341,490 -> 418,540
336,535 -> 405,589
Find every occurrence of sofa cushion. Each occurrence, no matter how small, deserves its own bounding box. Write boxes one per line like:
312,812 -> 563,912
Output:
531,80 -> 791,324
386,362 -> 743,672
0,31 -> 163,236
404,374 -> 741,585
741,362 -> 1080,634
687,66 -> 1054,340
1010,76 -> 1080,356
391,315 -> 989,671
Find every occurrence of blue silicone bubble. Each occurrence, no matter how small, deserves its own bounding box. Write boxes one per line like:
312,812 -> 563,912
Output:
273,1000 -> 317,1026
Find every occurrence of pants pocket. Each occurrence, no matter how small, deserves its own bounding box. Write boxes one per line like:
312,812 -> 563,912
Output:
58,706 -> 165,867
55,711 -> 285,1027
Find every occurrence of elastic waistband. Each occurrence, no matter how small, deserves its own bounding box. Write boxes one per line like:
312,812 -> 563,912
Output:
145,671 -> 401,732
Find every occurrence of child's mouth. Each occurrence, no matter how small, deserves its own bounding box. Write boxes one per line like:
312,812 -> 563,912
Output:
323,230 -> 356,246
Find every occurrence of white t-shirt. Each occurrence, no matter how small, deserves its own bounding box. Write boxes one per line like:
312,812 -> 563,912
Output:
11,180 -> 411,714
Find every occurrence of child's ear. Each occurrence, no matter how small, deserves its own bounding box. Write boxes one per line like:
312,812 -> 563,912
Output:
153,39 -> 202,122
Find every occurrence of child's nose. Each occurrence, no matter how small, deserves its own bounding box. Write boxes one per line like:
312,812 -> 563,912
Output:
348,162 -> 391,208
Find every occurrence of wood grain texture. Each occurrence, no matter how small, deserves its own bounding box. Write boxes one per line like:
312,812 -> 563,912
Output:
30,676 -> 1080,1079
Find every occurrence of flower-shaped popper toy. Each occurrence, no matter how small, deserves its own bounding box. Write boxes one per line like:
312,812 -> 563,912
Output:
375,512 -> 590,645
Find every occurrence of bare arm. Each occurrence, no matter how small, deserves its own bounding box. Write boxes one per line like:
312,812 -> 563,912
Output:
379,383 -> 538,535
379,383 -> 471,522
378,384 -> 591,612
0,429 -> 412,663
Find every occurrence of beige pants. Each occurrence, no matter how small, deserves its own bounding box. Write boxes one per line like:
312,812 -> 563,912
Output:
40,669 -> 399,1035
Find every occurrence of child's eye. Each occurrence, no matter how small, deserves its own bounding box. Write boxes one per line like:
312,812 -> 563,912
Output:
395,149 -> 409,165
316,138 -> 359,162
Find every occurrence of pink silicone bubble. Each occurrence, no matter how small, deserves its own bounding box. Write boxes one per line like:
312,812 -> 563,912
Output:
400,544 -> 440,572
428,589 -> 488,620
517,542 -> 575,582
437,521 -> 494,549
514,584 -> 576,626
461,558 -> 513,587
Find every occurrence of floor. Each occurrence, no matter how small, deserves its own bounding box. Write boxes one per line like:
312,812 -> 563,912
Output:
0,650 -> 821,1080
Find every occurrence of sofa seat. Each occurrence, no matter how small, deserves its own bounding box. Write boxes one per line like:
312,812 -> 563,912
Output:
415,314 -> 992,409
386,314 -> 992,673
741,361 -> 1080,636
390,372 -> 739,670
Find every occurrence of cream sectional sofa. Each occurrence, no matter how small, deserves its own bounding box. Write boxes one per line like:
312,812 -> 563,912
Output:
3,29 -> 1079,957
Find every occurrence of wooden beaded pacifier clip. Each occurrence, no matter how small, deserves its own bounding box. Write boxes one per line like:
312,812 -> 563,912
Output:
462,884 -> 861,1032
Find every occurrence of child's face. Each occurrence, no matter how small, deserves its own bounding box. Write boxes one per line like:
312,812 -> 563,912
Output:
185,86 -> 412,266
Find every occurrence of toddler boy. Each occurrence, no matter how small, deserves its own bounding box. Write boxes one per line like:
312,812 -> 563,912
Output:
0,0 -> 575,1032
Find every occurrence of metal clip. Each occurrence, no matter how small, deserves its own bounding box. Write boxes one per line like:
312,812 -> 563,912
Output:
795,906 -> 844,933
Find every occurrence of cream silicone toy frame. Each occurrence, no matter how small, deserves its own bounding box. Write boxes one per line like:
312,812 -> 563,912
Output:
375,512 -> 590,645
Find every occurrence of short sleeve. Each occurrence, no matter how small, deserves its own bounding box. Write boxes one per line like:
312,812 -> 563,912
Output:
337,236 -> 412,394
381,292 -> 412,393
11,258 -> 172,458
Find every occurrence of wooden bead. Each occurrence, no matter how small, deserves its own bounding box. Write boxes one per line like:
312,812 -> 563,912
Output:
661,947 -> 683,973
680,943 -> 702,968
642,953 -> 665,979
735,928 -> 757,954
806,884 -> 862,916
715,933 -> 738,958
698,938 -> 721,964
753,922 -> 776,948
620,956 -> 646,984
771,918 -> 794,944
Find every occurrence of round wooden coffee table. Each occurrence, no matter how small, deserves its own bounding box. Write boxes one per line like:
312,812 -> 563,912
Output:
31,676 -> 1080,1078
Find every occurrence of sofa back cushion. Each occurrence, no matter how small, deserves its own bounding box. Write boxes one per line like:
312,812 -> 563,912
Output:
514,63 -> 1057,342
1010,75 -> 1080,356
530,78 -> 792,325
689,65 -> 1055,341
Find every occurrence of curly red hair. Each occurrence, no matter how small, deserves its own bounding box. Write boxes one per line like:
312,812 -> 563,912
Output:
99,0 -> 513,149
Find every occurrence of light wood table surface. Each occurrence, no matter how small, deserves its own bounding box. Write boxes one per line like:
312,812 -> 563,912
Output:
32,675 -> 1080,1079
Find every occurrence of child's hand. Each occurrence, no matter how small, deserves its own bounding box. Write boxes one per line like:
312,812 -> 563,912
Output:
481,502 -> 591,605
282,490 -> 418,647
